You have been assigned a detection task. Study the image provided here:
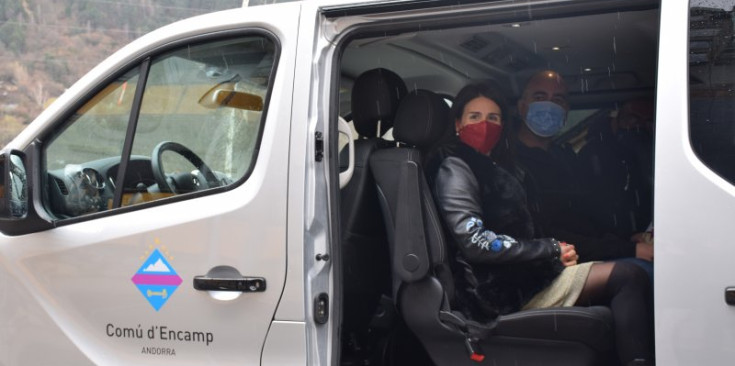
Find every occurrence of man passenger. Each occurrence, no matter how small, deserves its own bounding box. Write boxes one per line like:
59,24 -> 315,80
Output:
513,70 -> 653,274
578,98 -> 655,239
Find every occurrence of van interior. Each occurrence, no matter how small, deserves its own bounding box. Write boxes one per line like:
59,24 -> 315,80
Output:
337,1 -> 660,365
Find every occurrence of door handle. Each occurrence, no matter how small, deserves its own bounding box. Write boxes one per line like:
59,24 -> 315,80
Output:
726,287 -> 735,306
193,265 -> 266,292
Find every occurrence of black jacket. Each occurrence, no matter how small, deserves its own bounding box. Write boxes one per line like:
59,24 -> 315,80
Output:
429,141 -> 563,321
577,128 -> 654,238
515,142 -> 637,260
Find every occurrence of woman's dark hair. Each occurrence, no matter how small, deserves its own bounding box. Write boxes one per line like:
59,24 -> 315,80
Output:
451,81 -> 518,172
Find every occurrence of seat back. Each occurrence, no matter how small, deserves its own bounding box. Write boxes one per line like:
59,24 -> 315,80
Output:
340,68 -> 407,357
341,68 -> 406,239
370,89 -> 616,366
369,89 -> 452,296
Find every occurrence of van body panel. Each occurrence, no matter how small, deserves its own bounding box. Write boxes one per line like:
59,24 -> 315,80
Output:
6,0 -> 734,364
261,321 -> 307,365
278,0 -> 314,323
0,266 -> 96,365
0,3 -> 301,365
291,3 -> 344,364
656,0 -> 735,364
0,184 -> 288,364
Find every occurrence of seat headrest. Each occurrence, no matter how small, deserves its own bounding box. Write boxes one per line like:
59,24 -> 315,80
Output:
351,68 -> 408,138
393,90 -> 450,148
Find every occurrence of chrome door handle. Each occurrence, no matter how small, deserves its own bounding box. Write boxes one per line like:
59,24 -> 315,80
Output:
725,287 -> 735,305
193,265 -> 265,292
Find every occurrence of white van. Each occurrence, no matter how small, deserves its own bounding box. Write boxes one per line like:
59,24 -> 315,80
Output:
0,0 -> 731,364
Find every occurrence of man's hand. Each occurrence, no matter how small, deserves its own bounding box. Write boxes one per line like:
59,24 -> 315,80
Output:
631,231 -> 653,244
635,242 -> 654,261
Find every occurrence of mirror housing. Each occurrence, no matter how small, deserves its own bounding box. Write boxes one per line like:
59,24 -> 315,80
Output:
0,145 -> 52,236
0,149 -> 28,220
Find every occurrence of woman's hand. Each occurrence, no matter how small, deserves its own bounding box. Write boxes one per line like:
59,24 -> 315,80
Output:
560,242 -> 578,267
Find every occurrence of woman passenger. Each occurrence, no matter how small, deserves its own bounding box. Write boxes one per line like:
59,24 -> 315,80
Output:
428,82 -> 654,366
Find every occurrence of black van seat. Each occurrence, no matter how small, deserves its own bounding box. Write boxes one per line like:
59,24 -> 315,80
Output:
369,89 -> 615,366
341,68 -> 407,238
340,68 -> 408,359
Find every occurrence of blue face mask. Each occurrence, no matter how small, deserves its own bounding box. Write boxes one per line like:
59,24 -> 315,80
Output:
524,101 -> 566,137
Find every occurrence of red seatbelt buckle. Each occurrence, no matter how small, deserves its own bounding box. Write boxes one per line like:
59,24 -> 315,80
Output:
464,337 -> 485,362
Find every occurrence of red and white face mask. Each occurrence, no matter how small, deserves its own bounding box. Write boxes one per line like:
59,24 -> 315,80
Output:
457,120 -> 503,155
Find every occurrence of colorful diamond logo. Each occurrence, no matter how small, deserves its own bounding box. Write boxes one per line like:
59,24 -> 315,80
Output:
131,248 -> 182,311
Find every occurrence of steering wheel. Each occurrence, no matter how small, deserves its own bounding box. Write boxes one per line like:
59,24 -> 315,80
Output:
151,141 -> 219,194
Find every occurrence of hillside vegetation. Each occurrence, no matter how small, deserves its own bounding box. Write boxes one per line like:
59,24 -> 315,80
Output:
0,0 -> 240,145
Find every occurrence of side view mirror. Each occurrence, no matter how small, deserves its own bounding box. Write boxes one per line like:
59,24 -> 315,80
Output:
0,149 -> 28,220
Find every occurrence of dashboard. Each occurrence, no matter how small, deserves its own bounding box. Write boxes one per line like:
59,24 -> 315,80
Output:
47,156 -> 158,218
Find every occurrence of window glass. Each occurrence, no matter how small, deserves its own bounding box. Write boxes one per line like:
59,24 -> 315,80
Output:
564,109 -> 598,134
46,71 -> 139,171
43,35 -> 276,218
45,71 -> 139,217
124,37 -> 274,206
689,4 -> 735,183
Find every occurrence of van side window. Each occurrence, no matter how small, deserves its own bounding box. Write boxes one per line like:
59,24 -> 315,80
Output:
43,35 -> 276,219
689,6 -> 735,183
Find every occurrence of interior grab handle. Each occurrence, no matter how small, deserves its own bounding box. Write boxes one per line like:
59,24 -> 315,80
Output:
193,265 -> 265,292
338,116 -> 354,189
